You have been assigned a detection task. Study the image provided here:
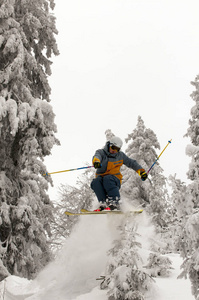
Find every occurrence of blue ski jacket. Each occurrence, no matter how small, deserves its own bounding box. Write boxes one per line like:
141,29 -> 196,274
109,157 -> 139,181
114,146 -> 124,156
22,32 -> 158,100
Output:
92,142 -> 144,183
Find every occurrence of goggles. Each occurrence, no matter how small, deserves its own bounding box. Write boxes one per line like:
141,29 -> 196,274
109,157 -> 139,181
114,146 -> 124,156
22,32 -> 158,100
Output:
110,144 -> 120,152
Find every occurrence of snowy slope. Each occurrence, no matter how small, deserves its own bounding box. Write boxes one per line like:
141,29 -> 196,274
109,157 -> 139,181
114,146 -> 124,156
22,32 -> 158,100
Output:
74,254 -> 195,300
0,210 -> 195,300
155,254 -> 194,300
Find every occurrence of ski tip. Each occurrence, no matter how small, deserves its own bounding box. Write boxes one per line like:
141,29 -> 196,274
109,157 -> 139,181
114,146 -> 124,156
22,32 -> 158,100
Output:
64,211 -> 75,216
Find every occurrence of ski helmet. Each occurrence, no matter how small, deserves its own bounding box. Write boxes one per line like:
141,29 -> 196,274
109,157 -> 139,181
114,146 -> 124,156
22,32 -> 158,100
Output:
109,136 -> 123,149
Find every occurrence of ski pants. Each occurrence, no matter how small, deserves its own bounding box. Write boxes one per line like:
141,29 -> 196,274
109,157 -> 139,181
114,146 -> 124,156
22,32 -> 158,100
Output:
91,175 -> 121,204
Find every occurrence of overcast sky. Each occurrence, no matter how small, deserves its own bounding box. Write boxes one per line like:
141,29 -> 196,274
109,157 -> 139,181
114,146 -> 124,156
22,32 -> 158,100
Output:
46,0 -> 199,200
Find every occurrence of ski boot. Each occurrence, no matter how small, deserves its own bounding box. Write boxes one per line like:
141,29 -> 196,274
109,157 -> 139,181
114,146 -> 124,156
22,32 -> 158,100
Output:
106,198 -> 121,211
94,202 -> 107,212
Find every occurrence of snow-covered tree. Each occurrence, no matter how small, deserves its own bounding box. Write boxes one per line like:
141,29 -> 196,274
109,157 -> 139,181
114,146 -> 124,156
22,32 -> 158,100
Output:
101,120 -> 173,299
101,217 -> 154,300
105,129 -> 115,141
0,0 -> 59,279
174,75 -> 199,299
144,253 -> 173,277
166,175 -> 187,254
121,116 -> 170,229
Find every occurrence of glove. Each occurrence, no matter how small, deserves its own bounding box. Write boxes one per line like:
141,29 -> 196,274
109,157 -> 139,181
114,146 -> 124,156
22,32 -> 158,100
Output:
93,157 -> 101,169
94,162 -> 101,169
140,171 -> 148,181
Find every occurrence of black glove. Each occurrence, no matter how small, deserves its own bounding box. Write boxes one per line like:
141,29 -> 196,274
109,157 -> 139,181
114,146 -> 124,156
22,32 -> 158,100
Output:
94,161 -> 101,169
140,171 -> 148,181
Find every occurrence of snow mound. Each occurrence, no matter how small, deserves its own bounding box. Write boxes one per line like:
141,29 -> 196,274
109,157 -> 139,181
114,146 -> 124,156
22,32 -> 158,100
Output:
27,213 -> 121,300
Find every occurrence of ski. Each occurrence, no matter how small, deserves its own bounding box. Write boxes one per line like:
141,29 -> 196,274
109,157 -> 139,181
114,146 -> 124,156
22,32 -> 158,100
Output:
64,208 -> 143,216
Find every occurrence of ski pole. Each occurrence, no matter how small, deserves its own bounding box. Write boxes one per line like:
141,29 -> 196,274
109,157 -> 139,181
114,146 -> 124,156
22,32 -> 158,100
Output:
147,139 -> 172,175
43,166 -> 94,176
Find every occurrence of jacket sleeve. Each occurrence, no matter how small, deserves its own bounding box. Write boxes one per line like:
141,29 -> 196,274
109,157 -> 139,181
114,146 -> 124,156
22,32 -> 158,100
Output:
122,152 -> 144,172
92,149 -> 103,164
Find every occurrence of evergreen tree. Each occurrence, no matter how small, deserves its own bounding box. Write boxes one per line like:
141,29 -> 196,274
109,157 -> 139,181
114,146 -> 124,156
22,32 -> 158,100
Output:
101,122 -> 172,299
144,253 -> 173,277
121,116 -> 170,229
166,175 -> 186,253
175,75 -> 199,299
0,0 -> 59,279
101,217 -> 154,300
105,129 -> 115,141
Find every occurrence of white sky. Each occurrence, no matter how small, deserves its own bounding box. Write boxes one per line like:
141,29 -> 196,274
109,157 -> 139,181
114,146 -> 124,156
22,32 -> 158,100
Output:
46,0 -> 199,200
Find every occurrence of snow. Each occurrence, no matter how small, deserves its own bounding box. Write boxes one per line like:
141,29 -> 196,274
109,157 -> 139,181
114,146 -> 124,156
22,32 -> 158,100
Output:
0,211 -> 195,300
155,254 -> 194,300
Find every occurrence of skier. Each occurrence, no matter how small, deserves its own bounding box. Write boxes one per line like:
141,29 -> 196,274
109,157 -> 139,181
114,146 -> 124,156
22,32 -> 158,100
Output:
91,136 -> 147,211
